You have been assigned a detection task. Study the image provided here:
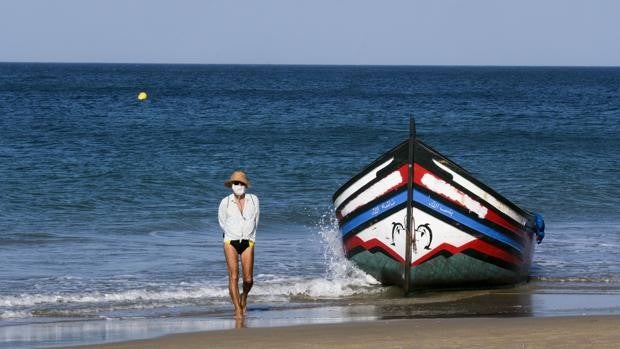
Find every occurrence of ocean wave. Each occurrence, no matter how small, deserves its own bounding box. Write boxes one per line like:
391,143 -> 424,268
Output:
0,231 -> 91,245
0,212 -> 383,321
531,275 -> 620,285
0,286 -> 229,309
0,310 -> 31,320
253,274 -> 381,300
0,252 -> 382,320
0,269 -> 380,306
0,275 -> 382,320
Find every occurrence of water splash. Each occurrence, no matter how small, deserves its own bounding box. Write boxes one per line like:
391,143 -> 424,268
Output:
247,211 -> 382,301
316,211 -> 380,286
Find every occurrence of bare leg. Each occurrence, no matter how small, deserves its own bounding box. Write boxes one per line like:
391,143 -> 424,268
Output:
223,243 -> 243,318
240,245 -> 254,314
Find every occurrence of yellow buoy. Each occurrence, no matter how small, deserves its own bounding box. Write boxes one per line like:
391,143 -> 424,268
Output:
137,91 -> 148,101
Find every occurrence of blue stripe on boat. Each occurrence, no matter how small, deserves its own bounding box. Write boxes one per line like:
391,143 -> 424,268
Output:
414,190 -> 524,252
340,190 -> 408,237
340,189 -> 524,253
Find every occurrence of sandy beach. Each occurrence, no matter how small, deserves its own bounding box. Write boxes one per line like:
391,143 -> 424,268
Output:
70,315 -> 620,349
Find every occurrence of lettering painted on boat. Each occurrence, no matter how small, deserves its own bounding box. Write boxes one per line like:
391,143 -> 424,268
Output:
439,206 -> 454,217
372,198 -> 397,216
428,199 -> 439,210
421,173 -> 488,219
428,199 -> 455,217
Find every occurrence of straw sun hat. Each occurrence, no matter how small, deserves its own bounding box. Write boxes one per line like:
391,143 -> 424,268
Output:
224,170 -> 251,188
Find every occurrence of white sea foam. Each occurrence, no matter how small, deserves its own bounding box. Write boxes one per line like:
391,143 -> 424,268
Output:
533,276 -> 620,285
315,212 -> 380,289
249,214 -> 382,300
0,275 -> 380,320
0,212 -> 383,321
0,286 -> 230,309
0,310 -> 31,319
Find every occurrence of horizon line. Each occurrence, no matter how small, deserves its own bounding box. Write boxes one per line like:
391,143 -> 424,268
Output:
1,61 -> 619,69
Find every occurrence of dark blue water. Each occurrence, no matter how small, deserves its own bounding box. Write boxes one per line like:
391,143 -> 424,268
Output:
1,63 -> 620,346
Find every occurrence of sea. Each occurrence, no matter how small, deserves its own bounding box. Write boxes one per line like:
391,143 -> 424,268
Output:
1,63 -> 619,348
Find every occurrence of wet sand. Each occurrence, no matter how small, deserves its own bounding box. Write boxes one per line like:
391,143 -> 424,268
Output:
72,315 -> 620,349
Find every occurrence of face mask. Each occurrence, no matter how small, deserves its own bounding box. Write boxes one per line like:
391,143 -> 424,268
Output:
232,184 -> 246,196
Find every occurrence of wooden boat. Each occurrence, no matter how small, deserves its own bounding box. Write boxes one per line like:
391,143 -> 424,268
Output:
333,119 -> 545,292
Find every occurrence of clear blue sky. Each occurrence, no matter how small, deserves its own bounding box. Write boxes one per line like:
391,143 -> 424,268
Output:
1,0 -> 618,66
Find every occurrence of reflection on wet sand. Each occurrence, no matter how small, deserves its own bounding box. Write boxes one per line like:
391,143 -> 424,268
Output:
4,286 -> 620,348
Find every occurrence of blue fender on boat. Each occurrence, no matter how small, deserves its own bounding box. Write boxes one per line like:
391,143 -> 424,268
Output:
534,213 -> 545,244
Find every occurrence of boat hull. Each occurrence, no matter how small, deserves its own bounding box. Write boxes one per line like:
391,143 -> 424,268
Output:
333,139 -> 538,289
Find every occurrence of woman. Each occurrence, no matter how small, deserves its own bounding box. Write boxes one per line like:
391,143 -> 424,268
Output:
218,170 -> 259,318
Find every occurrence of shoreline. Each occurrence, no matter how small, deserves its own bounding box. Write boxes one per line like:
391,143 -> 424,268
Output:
4,289 -> 620,348
69,315 -> 620,349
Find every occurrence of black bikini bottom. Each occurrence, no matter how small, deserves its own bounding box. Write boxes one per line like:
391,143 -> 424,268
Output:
227,239 -> 254,254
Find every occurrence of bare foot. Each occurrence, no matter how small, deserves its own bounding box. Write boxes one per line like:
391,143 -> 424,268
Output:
234,315 -> 246,329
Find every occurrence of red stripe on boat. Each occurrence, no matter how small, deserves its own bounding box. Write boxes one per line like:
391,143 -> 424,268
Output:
336,163 -> 527,240
344,235 -> 522,267
411,239 -> 522,266
414,163 -> 526,238
336,164 -> 409,221
344,235 -> 405,263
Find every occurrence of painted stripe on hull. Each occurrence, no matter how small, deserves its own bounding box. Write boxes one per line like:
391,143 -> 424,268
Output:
337,163 -> 527,242
347,208 -> 476,263
350,250 -> 523,287
343,206 -> 524,269
415,239 -> 522,267
414,164 -> 525,238
339,164 -> 408,218
345,235 -> 523,273
340,190 -> 408,237
333,158 -> 394,209
333,138 -> 537,288
414,190 -> 524,252
418,167 -> 488,219
340,189 -> 524,254
432,159 -> 527,225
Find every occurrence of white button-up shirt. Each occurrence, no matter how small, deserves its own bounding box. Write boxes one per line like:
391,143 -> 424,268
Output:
218,193 -> 260,242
